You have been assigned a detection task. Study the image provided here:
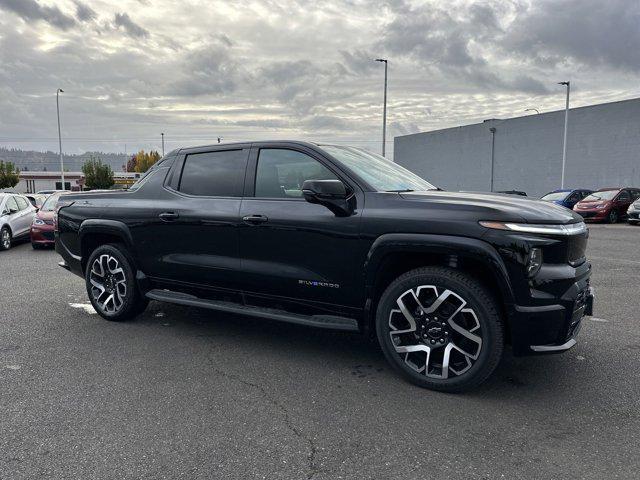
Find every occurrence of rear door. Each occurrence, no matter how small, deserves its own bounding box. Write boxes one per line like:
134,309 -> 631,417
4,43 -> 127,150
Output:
13,196 -> 34,235
238,144 -> 364,313
139,146 -> 250,293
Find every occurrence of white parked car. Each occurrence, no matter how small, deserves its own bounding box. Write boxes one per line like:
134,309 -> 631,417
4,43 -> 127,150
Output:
0,193 -> 37,250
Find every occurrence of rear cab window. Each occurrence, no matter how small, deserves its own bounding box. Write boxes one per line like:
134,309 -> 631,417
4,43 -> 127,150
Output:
178,150 -> 247,197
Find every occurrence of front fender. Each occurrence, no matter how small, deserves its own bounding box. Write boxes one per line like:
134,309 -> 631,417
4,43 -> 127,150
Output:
363,233 -> 516,306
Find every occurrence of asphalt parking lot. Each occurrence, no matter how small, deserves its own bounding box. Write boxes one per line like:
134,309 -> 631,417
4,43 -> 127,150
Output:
1,224 -> 639,480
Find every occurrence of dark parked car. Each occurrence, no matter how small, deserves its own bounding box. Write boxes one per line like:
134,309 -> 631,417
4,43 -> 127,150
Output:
540,189 -> 592,209
573,187 -> 640,223
628,199 -> 640,225
56,141 -> 594,392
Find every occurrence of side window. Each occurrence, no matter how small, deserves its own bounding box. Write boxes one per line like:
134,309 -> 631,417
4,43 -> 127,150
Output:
179,150 -> 247,197
631,190 -> 640,200
618,191 -> 630,202
255,149 -> 338,199
15,196 -> 30,210
6,196 -> 19,213
567,192 -> 580,202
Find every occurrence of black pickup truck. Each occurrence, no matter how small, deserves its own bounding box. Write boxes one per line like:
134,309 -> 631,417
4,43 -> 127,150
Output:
55,141 -> 593,392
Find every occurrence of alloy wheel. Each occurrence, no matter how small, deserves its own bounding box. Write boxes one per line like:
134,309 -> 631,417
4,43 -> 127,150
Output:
1,229 -> 10,249
388,285 -> 483,379
89,254 -> 127,314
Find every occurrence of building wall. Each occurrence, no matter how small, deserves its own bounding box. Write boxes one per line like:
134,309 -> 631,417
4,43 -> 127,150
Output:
394,98 -> 640,198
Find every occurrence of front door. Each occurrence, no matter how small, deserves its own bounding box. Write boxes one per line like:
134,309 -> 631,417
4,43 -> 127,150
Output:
238,146 -> 363,313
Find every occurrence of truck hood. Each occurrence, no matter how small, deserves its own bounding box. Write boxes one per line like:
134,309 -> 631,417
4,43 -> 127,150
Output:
399,191 -> 583,224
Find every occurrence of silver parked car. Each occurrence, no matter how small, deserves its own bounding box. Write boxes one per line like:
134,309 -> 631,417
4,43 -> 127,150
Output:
0,193 -> 37,250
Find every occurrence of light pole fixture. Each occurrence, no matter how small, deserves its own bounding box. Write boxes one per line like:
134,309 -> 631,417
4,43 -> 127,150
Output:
56,88 -> 65,190
525,108 -> 540,114
489,127 -> 497,192
558,81 -> 570,189
375,58 -> 388,157
161,132 -> 165,156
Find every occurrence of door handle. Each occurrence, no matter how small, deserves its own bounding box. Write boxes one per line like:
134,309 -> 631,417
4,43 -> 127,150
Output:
159,211 -> 179,222
242,214 -> 268,225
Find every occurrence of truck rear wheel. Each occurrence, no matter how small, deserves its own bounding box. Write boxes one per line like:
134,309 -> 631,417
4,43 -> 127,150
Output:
376,267 -> 503,393
85,244 -> 148,321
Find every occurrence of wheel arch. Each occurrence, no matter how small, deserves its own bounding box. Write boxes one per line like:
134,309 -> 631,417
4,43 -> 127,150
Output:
79,219 -> 135,273
363,233 -> 515,336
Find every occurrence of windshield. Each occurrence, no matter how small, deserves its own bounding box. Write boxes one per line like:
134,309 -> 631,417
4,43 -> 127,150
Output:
41,193 -> 62,211
541,191 -> 569,201
320,145 -> 437,192
584,190 -> 618,201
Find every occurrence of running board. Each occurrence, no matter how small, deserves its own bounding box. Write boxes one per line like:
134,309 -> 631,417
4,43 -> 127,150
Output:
145,289 -> 360,332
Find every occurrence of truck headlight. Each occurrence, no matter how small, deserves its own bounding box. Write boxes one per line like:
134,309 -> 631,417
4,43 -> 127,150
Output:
479,221 -> 587,235
527,248 -> 543,277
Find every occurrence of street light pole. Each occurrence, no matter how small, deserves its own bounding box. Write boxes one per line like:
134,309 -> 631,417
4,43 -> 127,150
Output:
489,127 -> 496,192
161,132 -> 165,156
558,81 -> 570,189
375,58 -> 388,157
56,88 -> 65,190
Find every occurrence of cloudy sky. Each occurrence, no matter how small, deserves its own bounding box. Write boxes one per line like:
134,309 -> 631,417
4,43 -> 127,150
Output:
1,0 -> 639,158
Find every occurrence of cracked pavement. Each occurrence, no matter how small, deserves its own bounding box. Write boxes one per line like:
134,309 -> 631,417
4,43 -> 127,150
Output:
1,224 -> 639,479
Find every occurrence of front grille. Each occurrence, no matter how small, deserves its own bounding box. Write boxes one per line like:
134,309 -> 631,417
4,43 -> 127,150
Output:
42,231 -> 54,241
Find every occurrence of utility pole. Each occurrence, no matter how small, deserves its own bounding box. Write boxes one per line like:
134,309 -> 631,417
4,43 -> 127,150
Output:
489,127 -> 496,192
375,58 -> 388,157
161,132 -> 165,156
56,88 -> 65,190
558,81 -> 570,189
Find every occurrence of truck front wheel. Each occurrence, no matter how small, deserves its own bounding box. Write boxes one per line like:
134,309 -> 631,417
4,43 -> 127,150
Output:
376,267 -> 504,393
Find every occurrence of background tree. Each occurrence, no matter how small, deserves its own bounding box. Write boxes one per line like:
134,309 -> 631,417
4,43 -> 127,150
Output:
0,161 -> 20,189
133,150 -> 161,173
126,155 -> 137,173
82,156 -> 114,190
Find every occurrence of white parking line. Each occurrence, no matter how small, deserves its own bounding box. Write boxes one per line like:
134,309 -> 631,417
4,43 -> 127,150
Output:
588,316 -> 609,323
69,303 -> 97,315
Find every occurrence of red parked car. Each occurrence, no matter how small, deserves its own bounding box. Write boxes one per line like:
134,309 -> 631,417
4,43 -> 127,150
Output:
573,187 -> 640,223
30,192 -> 69,248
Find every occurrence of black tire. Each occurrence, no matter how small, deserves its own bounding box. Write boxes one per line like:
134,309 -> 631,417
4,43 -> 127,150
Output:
607,210 -> 618,224
0,227 -> 11,251
32,242 -> 41,250
85,243 -> 148,321
376,267 -> 504,393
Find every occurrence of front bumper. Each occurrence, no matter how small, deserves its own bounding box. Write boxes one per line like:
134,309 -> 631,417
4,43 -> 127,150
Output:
30,225 -> 55,244
509,268 -> 593,356
575,209 -> 608,221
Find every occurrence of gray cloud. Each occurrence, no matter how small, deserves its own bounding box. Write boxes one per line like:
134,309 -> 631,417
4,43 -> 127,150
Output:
74,1 -> 96,22
0,0 -> 76,29
504,0 -> 640,72
114,12 -> 149,38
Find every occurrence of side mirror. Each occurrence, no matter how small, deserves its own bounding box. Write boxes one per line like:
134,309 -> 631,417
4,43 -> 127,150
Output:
8,207 -> 18,214
302,179 -> 354,217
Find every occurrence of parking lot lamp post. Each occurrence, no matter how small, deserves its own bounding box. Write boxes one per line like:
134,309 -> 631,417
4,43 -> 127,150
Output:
525,108 -> 540,114
161,132 -> 165,156
489,127 -> 496,192
56,88 -> 65,190
375,58 -> 388,157
558,81 -> 570,189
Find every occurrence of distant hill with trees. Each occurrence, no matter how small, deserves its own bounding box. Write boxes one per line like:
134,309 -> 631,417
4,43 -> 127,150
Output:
0,147 -> 129,172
